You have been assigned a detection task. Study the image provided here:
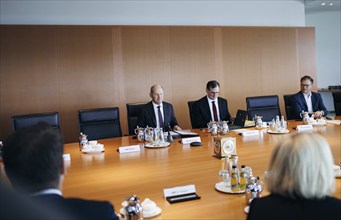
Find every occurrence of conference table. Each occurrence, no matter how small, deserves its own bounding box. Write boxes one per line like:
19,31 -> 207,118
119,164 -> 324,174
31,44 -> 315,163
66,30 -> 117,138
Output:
62,119 -> 341,220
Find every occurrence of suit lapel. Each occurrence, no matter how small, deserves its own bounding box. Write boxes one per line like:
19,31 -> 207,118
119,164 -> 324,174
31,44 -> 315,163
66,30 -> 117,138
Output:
299,93 -> 308,110
148,102 -> 157,127
162,104 -> 169,128
203,98 -> 211,121
311,93 -> 317,110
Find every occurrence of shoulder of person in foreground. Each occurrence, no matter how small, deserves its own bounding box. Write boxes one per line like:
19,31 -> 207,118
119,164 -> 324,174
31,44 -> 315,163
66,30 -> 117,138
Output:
34,194 -> 119,220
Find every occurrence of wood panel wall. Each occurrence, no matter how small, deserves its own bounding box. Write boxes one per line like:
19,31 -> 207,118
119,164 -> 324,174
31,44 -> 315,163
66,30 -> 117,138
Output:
0,25 -> 316,143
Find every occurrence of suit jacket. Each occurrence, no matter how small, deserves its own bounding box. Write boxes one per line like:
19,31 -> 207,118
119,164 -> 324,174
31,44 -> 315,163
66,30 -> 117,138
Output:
136,101 -> 179,131
192,96 -> 231,129
32,194 -> 119,220
292,91 -> 328,119
247,193 -> 341,220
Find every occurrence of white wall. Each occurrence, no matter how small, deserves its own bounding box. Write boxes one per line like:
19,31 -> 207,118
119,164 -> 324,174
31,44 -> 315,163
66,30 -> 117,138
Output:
0,0 -> 305,26
306,10 -> 341,89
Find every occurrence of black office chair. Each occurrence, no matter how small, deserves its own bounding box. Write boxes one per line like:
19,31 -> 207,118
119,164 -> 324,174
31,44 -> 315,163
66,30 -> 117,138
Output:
78,107 -> 122,140
187,101 -> 196,129
246,95 -> 281,122
332,92 -> 341,116
283,94 -> 295,120
12,112 -> 60,132
126,102 -> 148,135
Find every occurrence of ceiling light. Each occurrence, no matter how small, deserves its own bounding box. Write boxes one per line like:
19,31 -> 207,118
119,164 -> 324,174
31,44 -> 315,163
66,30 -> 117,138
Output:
321,2 -> 326,5
329,3 -> 334,6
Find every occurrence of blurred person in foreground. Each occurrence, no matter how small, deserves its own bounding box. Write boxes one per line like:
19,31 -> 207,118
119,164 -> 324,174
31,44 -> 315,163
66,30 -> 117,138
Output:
137,84 -> 181,131
2,122 -> 119,220
292,75 -> 328,119
247,133 -> 341,220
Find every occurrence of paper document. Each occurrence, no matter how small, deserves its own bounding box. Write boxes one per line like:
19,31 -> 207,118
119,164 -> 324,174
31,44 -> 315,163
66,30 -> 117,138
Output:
326,120 -> 341,125
174,130 -> 198,136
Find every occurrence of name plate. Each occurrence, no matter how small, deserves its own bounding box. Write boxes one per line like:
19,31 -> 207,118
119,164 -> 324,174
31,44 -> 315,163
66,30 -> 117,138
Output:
163,184 -> 201,204
181,136 -> 201,145
296,124 -> 313,131
163,184 -> 196,197
118,145 -> 140,153
63,153 -> 71,161
241,130 -> 259,137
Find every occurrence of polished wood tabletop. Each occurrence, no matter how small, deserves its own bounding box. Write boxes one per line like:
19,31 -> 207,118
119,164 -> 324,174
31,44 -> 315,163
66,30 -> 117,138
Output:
61,119 -> 340,220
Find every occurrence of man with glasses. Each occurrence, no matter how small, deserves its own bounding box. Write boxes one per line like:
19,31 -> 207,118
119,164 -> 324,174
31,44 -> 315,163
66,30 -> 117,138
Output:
292,75 -> 328,119
192,80 -> 231,128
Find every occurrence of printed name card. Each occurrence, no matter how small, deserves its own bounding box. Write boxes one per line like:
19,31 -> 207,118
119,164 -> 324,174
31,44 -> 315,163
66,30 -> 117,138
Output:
118,145 -> 140,153
63,153 -> 71,161
163,184 -> 201,204
241,130 -> 260,137
181,136 -> 201,145
296,124 -> 313,131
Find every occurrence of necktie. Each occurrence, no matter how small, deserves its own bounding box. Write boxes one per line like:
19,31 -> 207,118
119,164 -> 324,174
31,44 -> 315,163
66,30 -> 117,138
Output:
157,106 -> 164,129
212,101 -> 218,121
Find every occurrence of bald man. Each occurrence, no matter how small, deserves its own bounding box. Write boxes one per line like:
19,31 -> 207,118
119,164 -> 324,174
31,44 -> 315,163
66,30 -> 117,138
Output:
137,84 -> 181,131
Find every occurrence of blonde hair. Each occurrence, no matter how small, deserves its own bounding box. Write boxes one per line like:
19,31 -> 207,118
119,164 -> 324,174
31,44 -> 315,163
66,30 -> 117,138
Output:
266,133 -> 335,199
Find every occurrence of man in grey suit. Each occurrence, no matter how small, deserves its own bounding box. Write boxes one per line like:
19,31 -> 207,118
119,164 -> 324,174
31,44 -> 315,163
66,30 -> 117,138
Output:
137,84 -> 182,131
2,123 -> 119,220
192,80 -> 231,129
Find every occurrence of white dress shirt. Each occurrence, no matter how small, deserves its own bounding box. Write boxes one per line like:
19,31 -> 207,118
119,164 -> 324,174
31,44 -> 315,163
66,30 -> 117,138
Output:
30,188 -> 62,196
303,92 -> 313,113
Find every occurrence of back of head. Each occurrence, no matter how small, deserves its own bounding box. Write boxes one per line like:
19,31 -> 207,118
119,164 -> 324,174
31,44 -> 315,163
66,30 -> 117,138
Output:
3,122 -> 64,194
266,133 -> 335,199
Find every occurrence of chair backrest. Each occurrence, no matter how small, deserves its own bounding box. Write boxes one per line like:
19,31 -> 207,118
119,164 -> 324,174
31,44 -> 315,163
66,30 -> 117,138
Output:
246,95 -> 281,122
78,107 -> 122,140
332,92 -> 341,116
12,112 -> 60,132
187,101 -> 196,129
126,102 -> 148,135
283,94 -> 295,120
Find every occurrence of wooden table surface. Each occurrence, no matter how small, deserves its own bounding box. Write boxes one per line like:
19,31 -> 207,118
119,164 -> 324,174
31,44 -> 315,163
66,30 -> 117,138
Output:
61,119 -> 340,220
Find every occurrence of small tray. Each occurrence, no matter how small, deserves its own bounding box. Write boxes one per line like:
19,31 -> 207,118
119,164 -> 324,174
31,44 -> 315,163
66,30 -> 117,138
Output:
145,142 -> 170,148
143,207 -> 162,218
215,182 -> 245,194
81,149 -> 105,154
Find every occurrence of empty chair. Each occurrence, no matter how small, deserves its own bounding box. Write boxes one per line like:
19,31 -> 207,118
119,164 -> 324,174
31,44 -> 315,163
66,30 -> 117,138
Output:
126,102 -> 148,135
246,95 -> 281,122
283,94 -> 295,120
187,101 -> 196,129
78,107 -> 122,140
12,112 -> 60,132
332,92 -> 341,116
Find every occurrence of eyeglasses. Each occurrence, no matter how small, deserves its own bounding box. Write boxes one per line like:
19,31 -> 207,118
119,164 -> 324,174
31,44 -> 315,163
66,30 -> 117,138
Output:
301,84 -> 311,87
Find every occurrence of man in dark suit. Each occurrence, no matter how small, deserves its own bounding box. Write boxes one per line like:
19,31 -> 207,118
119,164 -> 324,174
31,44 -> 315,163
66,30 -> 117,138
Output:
192,80 -> 231,128
137,84 -> 181,131
292,75 -> 328,119
2,123 -> 119,220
